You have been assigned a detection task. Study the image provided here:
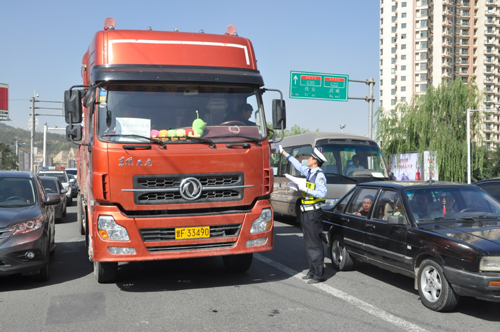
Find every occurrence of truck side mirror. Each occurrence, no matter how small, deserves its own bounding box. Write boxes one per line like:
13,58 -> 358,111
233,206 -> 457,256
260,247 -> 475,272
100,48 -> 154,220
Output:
64,90 -> 83,124
272,99 -> 286,130
66,124 -> 82,142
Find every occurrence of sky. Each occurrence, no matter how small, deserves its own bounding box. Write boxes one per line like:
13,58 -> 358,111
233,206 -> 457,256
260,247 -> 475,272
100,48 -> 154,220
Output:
0,0 -> 380,138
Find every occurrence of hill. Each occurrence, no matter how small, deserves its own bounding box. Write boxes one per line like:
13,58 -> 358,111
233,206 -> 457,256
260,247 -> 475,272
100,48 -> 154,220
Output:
0,122 -> 74,158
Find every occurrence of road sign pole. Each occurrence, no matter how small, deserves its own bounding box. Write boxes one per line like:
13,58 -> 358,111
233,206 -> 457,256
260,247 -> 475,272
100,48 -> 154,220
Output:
30,97 -> 35,173
368,77 -> 375,139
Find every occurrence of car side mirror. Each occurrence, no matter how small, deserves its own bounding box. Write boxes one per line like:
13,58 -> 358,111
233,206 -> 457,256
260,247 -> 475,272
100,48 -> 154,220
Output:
69,178 -> 75,183
44,194 -> 61,206
387,215 -> 406,225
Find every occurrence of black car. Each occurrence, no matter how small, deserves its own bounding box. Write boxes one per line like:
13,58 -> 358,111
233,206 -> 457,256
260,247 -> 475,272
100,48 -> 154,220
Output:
322,181 -> 500,312
473,178 -> 500,202
0,171 -> 60,281
40,176 -> 67,222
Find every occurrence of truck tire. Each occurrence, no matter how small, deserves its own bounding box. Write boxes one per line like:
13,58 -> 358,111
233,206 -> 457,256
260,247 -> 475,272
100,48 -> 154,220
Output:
77,194 -> 85,235
329,235 -> 354,271
222,253 -> 253,273
417,259 -> 460,312
94,261 -> 118,283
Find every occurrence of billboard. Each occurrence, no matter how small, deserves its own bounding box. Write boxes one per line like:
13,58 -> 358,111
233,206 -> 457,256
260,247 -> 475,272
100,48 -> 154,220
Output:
0,83 -> 8,120
388,151 -> 439,181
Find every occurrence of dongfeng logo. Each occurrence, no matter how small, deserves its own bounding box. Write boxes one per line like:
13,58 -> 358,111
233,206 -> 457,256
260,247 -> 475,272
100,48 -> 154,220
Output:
179,177 -> 203,200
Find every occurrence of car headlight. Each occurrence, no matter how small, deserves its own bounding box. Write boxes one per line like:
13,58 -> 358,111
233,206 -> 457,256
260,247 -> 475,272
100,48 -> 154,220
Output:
324,199 -> 339,206
480,256 -> 500,272
11,219 -> 43,235
250,208 -> 273,234
97,216 -> 130,241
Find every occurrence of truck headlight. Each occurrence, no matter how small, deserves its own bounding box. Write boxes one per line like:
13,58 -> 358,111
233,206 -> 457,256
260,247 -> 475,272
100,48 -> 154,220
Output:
250,209 -> 272,234
97,216 -> 130,241
480,256 -> 500,272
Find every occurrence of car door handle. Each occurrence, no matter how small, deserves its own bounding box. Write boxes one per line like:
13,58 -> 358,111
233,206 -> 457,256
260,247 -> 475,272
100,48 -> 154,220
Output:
341,217 -> 350,222
366,224 -> 376,230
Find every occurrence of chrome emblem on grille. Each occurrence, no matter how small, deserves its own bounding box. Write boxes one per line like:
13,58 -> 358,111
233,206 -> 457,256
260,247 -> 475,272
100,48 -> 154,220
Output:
179,177 -> 203,200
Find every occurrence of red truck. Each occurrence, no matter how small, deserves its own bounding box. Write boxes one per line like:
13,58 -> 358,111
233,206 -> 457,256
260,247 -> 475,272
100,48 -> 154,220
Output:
64,18 -> 286,283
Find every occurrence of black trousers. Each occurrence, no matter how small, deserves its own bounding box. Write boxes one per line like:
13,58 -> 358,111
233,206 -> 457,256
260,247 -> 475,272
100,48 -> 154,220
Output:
301,208 -> 324,280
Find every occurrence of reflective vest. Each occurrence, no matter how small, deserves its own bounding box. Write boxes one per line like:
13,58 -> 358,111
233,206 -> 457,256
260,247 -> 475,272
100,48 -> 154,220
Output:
302,170 -> 326,206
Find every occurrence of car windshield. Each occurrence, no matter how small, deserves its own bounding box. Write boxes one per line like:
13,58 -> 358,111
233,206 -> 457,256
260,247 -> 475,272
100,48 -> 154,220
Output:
96,84 -> 267,144
406,186 -> 500,223
39,172 -> 67,183
0,177 -> 36,206
316,143 -> 389,179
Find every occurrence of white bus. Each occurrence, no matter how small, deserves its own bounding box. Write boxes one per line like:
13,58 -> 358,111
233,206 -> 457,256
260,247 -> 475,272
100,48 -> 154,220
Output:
271,132 -> 390,222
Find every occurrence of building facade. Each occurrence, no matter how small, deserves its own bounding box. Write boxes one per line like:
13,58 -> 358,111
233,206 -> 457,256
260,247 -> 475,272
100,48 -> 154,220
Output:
380,0 -> 500,150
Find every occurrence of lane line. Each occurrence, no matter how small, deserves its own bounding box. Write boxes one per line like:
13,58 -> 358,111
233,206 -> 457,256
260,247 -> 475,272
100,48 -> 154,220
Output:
255,253 -> 429,332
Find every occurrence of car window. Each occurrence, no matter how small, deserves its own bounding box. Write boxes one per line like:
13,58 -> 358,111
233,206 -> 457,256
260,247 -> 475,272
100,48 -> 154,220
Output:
373,190 -> 402,221
347,188 -> 378,217
334,189 -> 355,213
0,177 -> 36,206
41,178 -> 58,194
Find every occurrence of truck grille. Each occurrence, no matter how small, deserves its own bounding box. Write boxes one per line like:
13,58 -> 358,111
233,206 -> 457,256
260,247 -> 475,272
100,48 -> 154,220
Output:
140,224 -> 241,242
146,242 -> 236,252
132,173 -> 245,205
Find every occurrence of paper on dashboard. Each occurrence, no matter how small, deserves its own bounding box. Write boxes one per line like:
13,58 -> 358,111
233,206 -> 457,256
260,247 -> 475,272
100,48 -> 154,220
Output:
285,173 -> 306,191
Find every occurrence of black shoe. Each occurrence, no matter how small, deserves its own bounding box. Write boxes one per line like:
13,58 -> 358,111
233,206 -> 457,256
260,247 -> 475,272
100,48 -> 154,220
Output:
302,274 -> 314,280
308,278 -> 325,284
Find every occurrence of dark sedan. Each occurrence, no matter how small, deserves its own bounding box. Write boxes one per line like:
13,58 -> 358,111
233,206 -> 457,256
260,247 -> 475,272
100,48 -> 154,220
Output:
322,181 -> 500,312
0,171 -> 60,281
473,178 -> 500,202
40,176 -> 67,222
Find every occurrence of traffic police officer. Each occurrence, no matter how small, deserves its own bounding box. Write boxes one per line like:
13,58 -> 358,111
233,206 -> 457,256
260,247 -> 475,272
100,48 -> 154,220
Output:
277,144 -> 328,283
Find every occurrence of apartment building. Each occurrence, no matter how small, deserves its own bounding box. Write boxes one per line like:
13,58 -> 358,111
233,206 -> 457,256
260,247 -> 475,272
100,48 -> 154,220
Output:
380,0 -> 500,150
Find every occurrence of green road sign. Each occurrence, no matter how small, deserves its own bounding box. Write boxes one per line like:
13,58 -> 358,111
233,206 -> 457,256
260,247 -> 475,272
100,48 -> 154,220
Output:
289,71 -> 349,102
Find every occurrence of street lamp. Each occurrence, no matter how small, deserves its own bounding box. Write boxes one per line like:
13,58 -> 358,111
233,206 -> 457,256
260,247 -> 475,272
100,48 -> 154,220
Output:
467,109 -> 483,184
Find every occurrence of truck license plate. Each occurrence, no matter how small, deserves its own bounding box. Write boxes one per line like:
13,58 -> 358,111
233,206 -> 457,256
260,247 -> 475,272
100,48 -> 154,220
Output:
175,226 -> 210,240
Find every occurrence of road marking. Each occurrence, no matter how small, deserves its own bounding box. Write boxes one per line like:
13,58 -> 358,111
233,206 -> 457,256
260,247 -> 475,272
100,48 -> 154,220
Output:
255,254 -> 429,332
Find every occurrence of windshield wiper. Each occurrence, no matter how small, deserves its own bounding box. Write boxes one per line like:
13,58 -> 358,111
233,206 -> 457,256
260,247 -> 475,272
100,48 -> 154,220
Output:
184,136 -> 215,148
324,172 -> 358,182
102,134 -> 166,149
209,135 -> 262,145
419,217 -> 456,221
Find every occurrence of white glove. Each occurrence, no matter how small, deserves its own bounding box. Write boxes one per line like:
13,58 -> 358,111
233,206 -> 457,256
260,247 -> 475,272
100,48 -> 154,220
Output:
298,183 -> 308,193
275,143 -> 283,154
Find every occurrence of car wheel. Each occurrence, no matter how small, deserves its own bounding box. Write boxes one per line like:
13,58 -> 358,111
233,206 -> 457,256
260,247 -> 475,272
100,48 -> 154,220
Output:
329,235 -> 354,271
62,205 -> 67,217
33,241 -> 50,281
77,194 -> 85,235
222,253 -> 253,273
94,261 -> 118,283
417,259 -> 460,312
67,198 -> 73,206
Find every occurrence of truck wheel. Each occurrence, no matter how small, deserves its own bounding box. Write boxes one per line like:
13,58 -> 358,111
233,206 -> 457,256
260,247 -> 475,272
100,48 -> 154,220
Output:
329,235 -> 354,271
77,194 -> 85,235
417,259 -> 459,312
222,253 -> 253,273
94,261 -> 118,283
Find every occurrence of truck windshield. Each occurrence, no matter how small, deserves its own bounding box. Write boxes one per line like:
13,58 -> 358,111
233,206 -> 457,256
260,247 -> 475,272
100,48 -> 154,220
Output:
317,143 -> 389,179
96,84 -> 266,143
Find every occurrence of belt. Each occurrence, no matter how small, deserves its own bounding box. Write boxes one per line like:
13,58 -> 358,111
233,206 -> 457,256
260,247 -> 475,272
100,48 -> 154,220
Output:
301,204 -> 324,212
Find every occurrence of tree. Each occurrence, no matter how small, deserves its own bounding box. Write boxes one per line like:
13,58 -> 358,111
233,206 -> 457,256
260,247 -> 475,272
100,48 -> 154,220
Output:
376,79 -> 485,183
267,123 -> 318,139
0,143 -> 18,170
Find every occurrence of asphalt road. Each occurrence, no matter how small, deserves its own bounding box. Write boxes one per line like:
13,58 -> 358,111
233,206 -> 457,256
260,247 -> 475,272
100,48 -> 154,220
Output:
1,204 -> 500,331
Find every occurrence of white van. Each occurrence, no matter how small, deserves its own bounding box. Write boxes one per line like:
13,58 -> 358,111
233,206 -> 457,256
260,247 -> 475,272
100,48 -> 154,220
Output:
271,132 -> 390,222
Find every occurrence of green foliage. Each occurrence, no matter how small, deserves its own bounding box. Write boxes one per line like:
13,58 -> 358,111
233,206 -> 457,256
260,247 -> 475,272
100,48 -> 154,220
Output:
267,123 -> 318,139
0,143 -> 17,170
0,122 -> 74,162
376,80 -> 484,183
